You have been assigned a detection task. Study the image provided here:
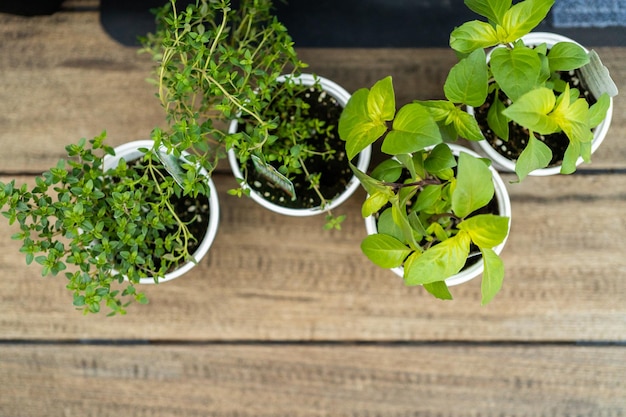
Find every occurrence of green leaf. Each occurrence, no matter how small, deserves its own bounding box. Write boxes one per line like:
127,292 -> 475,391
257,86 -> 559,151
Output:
588,93 -> 610,128
377,208 -> 405,242
423,280 -> 453,300
361,234 -> 412,269
547,42 -> 590,72
444,48 -> 488,107
465,0 -> 511,24
501,0 -> 554,42
480,247 -> 505,305
560,140 -> 580,175
450,20 -> 500,54
452,107 -> 485,141
362,191 -> 391,218
339,89 -> 388,160
424,143 -> 456,173
458,214 -> 509,248
381,103 -> 442,155
551,85 -> 592,143
403,232 -> 471,285
451,152 -> 494,218
515,135 -> 553,181
502,87 -> 560,134
487,94 -> 510,141
368,75 -> 396,122
370,159 -> 403,182
491,46 -> 545,101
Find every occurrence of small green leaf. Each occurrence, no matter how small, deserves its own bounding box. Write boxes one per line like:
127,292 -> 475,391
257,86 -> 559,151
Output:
515,135 -> 553,181
403,232 -> 471,285
361,234 -> 412,269
465,0 -> 511,25
480,247 -> 505,305
458,214 -> 509,248
339,88 -> 388,160
491,46 -> 545,101
362,191 -> 391,218
368,75 -> 396,122
451,152 -> 494,219
588,93 -> 610,128
377,208 -> 405,242
487,94 -> 510,141
423,280 -> 453,300
501,0 -> 554,42
452,107 -> 485,141
547,42 -> 590,71
450,20 -> 500,54
424,143 -> 456,173
370,159 -> 403,182
444,48 -> 488,107
381,103 -> 442,155
502,87 -> 560,134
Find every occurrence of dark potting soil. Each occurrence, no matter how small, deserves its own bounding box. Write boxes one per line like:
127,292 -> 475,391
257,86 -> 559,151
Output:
242,87 -> 352,210
474,69 -> 597,166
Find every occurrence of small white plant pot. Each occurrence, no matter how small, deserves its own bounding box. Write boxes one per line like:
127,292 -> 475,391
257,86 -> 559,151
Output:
364,144 -> 512,287
227,73 -> 372,216
104,140 -> 220,284
469,32 -> 614,176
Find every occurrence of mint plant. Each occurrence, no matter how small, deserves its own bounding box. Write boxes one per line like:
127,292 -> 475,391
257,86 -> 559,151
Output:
141,0 -> 346,227
450,0 -> 615,180
339,77 -> 510,304
0,132 -> 212,315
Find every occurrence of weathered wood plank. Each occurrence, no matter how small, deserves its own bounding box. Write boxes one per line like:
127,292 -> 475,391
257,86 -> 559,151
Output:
1,344 -> 624,417
1,9 -> 625,172
1,173 -> 625,341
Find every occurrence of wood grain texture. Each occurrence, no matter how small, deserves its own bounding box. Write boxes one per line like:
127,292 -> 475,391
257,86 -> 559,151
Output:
1,344 -> 624,417
2,4 -> 626,415
1,7 -> 625,172
1,173 -> 625,342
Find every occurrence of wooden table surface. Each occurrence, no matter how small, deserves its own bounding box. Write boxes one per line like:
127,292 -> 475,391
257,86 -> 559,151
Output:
1,1 -> 625,416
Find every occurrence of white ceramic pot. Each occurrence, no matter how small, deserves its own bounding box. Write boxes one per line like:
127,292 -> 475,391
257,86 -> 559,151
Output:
469,32 -> 614,175
364,144 -> 512,287
104,140 -> 220,284
227,73 -> 372,216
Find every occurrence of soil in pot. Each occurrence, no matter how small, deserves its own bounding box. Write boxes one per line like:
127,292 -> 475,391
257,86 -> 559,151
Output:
474,69 -> 598,166
241,86 -> 353,209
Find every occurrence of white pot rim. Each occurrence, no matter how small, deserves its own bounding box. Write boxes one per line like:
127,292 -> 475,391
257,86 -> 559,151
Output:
471,31 -> 613,175
227,73 -> 372,216
104,140 -> 220,284
364,143 -> 511,287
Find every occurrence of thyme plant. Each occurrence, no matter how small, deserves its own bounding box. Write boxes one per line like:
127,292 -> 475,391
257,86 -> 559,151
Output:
0,132 -> 210,315
141,0 -> 345,227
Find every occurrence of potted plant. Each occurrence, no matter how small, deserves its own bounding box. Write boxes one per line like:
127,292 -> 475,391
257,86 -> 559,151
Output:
339,76 -> 511,304
450,0 -> 618,180
141,0 -> 370,228
0,132 -> 220,315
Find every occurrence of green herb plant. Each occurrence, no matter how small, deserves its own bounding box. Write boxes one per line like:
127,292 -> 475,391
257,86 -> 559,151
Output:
141,0 -> 345,228
339,76 -> 510,304
0,132 -> 210,315
450,0 -> 614,180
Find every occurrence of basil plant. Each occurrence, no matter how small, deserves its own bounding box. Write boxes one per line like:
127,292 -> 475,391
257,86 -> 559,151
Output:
450,0 -> 615,180
339,77 -> 510,304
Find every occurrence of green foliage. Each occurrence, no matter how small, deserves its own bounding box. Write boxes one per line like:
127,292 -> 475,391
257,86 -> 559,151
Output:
339,77 -> 510,304
449,0 -> 616,178
0,132 -> 208,315
141,0 -> 345,226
